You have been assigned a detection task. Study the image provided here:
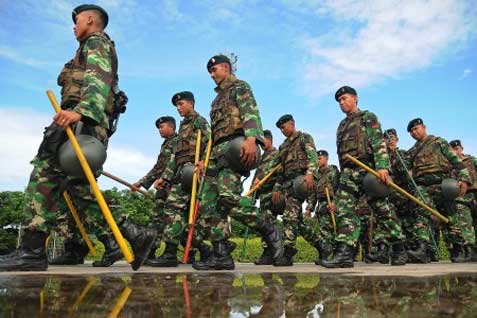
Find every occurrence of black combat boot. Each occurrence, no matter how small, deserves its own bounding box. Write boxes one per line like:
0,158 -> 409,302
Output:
273,245 -> 297,266
427,243 -> 439,262
472,246 -> 477,262
147,242 -> 179,267
119,220 -> 157,270
92,234 -> 122,267
464,245 -> 474,262
390,241 -> 407,266
0,230 -> 48,271
193,240 -> 236,270
256,220 -> 284,261
254,245 -> 273,265
196,242 -> 212,263
407,240 -> 430,264
321,243 -> 354,268
374,242 -> 390,264
450,245 -> 466,263
49,238 -> 89,265
314,241 -> 333,265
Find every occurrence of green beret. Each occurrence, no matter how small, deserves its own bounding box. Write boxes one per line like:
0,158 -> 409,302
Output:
263,130 -> 273,139
172,91 -> 195,106
335,86 -> 357,101
207,55 -> 231,72
72,4 -> 109,28
450,140 -> 462,148
275,114 -> 294,128
317,150 -> 329,157
407,118 -> 423,132
155,116 -> 176,129
385,128 -> 397,138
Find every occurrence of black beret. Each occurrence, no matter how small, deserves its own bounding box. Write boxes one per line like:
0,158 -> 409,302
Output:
207,55 -> 231,72
385,128 -> 397,138
335,86 -> 357,101
155,116 -> 176,128
317,150 -> 329,157
407,118 -> 423,132
172,91 -> 195,106
449,140 -> 462,148
263,130 -> 273,139
72,4 -> 109,28
275,114 -> 294,128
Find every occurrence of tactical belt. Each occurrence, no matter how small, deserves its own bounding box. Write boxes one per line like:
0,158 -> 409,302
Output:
414,174 -> 445,186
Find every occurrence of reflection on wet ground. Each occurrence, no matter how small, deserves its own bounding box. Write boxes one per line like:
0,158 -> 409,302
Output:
0,272 -> 476,317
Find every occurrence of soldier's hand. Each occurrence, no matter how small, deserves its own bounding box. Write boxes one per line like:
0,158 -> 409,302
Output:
377,169 -> 391,184
240,137 -> 257,167
252,178 -> 260,188
328,202 -> 336,213
458,181 -> 468,197
304,210 -> 312,220
272,191 -> 282,205
154,178 -> 165,190
195,161 -> 204,181
131,182 -> 142,192
304,173 -> 315,191
54,110 -> 82,128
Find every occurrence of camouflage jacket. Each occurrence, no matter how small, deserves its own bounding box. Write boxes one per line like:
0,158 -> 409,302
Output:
162,110 -> 211,182
387,147 -> 411,188
252,147 -> 279,194
210,75 -> 264,146
406,135 -> 470,184
461,154 -> 477,190
58,32 -> 117,130
139,133 -> 178,189
306,164 -> 340,211
336,109 -> 390,170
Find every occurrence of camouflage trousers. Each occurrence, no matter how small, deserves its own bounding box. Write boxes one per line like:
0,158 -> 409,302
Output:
389,191 -> 421,243
281,185 -> 321,248
411,183 -> 475,247
23,157 -> 125,238
197,141 -> 264,242
256,190 -> 279,249
334,167 -> 405,247
315,200 -> 336,246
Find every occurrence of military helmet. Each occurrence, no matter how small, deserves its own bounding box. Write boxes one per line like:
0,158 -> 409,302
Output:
441,178 -> 460,201
58,135 -> 107,178
180,162 -> 195,192
271,195 -> 286,215
225,136 -> 261,172
292,175 -> 312,201
362,173 -> 391,198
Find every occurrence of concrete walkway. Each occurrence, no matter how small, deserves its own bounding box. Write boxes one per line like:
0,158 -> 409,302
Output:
1,261 -> 477,277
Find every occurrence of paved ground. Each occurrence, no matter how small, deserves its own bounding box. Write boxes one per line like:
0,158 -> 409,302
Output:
1,261 -> 477,277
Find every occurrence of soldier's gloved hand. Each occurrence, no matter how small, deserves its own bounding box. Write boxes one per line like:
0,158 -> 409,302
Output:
458,181 -> 468,197
272,191 -> 282,205
54,110 -> 82,128
240,136 -> 257,167
377,169 -> 391,184
304,173 -> 315,191
131,182 -> 142,192
154,178 -> 165,190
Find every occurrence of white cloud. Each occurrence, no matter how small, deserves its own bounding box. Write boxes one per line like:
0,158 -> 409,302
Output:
459,68 -> 472,79
0,45 -> 49,69
0,108 -> 156,191
297,0 -> 477,97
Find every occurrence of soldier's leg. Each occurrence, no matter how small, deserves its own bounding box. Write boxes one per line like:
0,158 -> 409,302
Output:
300,210 -> 323,265
254,192 -> 275,265
407,185 -> 433,263
455,194 -> 476,261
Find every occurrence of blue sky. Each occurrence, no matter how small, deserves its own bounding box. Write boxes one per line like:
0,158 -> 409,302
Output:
1,0 -> 476,191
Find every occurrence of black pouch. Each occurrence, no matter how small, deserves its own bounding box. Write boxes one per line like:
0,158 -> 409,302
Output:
37,123 -> 67,159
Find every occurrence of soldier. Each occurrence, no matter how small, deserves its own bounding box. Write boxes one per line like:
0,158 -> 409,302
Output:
406,118 -> 473,263
0,4 -> 156,271
251,129 -> 281,265
147,91 -> 212,267
305,150 -> 340,265
450,139 -> 477,261
131,115 -> 177,264
322,86 -> 407,268
269,114 -> 320,266
192,54 -> 283,270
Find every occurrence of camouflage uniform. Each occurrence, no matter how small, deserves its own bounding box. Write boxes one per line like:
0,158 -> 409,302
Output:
306,164 -> 340,247
159,110 -> 210,246
333,110 -> 404,248
406,135 -> 474,251
23,32 -> 122,238
461,155 -> 477,248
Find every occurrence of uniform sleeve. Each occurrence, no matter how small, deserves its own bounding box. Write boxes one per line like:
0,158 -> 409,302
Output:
139,138 -> 176,188
161,151 -> 177,182
234,82 -> 264,145
74,36 -> 113,129
363,112 -> 390,170
331,166 -> 340,193
303,133 -> 319,176
439,139 -> 471,184
306,190 -> 318,212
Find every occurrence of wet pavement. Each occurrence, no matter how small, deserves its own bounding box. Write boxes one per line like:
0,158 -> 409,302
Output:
1,268 -> 476,317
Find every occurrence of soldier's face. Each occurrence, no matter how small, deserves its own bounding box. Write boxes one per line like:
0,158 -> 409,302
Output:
73,12 -> 91,41
176,100 -> 193,117
452,146 -> 463,156
409,124 -> 426,141
338,94 -> 358,114
318,156 -> 328,168
386,135 -> 398,149
264,137 -> 273,150
159,123 -> 174,138
279,121 -> 295,137
209,63 -> 229,84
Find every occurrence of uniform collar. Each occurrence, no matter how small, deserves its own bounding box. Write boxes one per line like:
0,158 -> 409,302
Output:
215,75 -> 237,93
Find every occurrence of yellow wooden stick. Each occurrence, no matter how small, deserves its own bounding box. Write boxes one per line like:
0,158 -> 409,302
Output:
325,187 -> 337,232
245,163 -> 282,197
343,154 -> 448,223
62,191 -> 97,256
46,90 -> 133,263
108,287 -> 132,318
69,277 -> 97,313
188,130 -> 202,224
